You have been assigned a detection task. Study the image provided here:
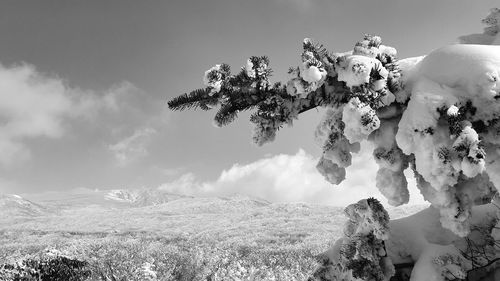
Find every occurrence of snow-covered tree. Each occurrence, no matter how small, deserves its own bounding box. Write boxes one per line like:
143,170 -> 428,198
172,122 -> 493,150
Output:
168,8 -> 500,281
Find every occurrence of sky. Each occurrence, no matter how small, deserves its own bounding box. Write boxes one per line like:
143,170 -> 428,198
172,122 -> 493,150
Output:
0,0 -> 497,205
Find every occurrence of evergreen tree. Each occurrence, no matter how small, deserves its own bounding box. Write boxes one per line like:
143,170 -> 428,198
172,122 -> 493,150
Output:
168,8 -> 500,281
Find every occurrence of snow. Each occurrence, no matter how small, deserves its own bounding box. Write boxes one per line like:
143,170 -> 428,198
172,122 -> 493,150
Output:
0,194 -> 47,216
313,12 -> 500,279
105,189 -> 139,203
203,64 -> 223,95
336,55 -> 384,88
285,40 -> 329,98
385,204 -> 498,281
446,105 -> 459,116
315,107 -> 355,169
452,126 -> 485,178
312,33 -> 500,249
251,115 -> 279,146
286,68 -> 307,97
342,97 -> 380,143
414,45 -> 500,100
344,198 -> 390,240
300,64 -> 324,83
317,198 -> 395,281
391,44 -> 500,237
245,59 -> 256,78
394,56 -> 425,103
376,168 -> 409,206
316,156 -> 346,185
369,120 -> 410,206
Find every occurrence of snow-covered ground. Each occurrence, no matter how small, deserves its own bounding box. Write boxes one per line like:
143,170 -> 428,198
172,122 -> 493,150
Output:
0,189 -> 427,279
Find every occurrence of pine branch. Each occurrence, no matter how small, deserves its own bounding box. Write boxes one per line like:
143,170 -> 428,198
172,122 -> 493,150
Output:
214,103 -> 241,127
298,79 -> 350,115
313,42 -> 335,62
167,88 -> 215,111
213,88 -> 272,127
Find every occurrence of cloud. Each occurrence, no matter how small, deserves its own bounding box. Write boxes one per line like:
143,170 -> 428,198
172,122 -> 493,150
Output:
159,145 -> 427,206
109,127 -> 157,166
0,63 -> 74,166
158,173 -> 207,195
0,62 -> 164,168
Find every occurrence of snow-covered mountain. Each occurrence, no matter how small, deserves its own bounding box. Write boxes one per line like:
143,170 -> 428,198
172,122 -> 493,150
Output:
0,194 -> 48,217
13,188 -> 426,214
104,189 -> 191,206
0,190 -> 428,240
17,188 -> 193,210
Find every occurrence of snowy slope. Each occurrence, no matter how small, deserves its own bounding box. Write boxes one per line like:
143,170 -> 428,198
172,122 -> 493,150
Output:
20,188 -> 191,210
1,189 -> 426,235
0,194 -> 48,217
104,189 -> 190,207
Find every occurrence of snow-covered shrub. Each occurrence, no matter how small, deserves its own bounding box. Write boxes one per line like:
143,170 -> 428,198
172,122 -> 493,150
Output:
49,235 -> 320,281
0,249 -> 90,281
309,198 -> 393,281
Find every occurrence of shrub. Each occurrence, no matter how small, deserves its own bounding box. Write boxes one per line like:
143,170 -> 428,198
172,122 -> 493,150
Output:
0,249 -> 90,281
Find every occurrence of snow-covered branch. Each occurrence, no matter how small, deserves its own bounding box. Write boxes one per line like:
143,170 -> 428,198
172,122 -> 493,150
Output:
168,7 -> 500,281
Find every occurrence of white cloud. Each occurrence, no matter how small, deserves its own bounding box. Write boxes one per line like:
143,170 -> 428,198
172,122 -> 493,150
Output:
0,61 -> 163,168
0,63 -> 74,166
158,173 -> 208,195
109,127 -> 157,166
159,145 -> 427,206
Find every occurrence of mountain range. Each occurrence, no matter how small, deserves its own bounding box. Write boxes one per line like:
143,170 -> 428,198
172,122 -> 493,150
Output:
0,188 -> 428,235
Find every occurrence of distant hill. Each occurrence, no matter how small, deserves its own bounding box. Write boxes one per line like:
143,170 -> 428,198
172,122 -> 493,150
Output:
17,188 -> 191,210
104,189 -> 191,206
1,189 -> 428,238
0,194 -> 48,217
18,188 -> 275,211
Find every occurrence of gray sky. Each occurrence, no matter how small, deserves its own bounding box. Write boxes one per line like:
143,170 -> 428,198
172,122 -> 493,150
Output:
0,0 -> 496,205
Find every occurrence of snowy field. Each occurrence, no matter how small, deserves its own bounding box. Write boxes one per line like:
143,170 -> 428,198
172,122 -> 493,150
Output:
0,190 -> 426,280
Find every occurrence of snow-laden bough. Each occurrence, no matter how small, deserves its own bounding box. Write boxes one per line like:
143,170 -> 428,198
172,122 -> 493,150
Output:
168,8 -> 500,281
